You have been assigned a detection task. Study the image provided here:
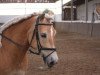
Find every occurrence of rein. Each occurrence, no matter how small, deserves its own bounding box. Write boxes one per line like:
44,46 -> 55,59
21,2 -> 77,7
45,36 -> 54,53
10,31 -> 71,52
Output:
0,15 -> 56,60
0,33 -> 25,48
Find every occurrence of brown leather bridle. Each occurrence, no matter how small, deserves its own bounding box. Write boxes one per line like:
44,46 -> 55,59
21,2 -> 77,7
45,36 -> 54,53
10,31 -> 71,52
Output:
28,15 -> 56,63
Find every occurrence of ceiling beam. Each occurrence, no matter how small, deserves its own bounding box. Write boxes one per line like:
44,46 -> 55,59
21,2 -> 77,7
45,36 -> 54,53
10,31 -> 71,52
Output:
0,0 -> 58,3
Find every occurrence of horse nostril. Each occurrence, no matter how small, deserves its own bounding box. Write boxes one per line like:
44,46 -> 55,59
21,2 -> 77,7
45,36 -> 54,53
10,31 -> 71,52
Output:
48,61 -> 55,68
50,61 -> 55,65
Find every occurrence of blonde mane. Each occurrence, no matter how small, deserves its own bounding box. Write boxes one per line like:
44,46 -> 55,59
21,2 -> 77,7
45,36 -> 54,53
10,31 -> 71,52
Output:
0,14 -> 35,33
0,13 -> 36,47
0,11 -> 54,47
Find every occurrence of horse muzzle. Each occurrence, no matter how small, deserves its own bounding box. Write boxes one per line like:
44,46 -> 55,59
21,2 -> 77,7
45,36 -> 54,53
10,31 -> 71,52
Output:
42,52 -> 58,68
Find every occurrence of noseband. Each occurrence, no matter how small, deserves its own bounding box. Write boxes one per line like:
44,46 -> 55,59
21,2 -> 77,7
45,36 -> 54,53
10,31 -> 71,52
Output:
29,15 -> 56,59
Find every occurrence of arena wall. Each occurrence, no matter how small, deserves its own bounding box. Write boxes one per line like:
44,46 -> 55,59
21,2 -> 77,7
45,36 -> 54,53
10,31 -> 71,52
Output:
55,22 -> 100,37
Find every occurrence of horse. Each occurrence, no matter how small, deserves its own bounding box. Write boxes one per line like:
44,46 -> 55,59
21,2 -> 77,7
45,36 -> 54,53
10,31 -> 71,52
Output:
0,12 -> 58,75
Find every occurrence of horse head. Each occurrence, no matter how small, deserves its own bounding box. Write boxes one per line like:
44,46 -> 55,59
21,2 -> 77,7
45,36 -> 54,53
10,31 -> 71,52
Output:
0,10 -> 58,74
28,12 -> 58,68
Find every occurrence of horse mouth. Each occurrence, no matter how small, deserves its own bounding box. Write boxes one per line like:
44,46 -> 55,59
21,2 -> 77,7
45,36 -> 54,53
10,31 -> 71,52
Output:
47,61 -> 57,68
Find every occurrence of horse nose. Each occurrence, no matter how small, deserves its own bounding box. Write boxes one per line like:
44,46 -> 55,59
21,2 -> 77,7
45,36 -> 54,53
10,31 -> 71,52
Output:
48,60 -> 57,68
42,56 -> 58,68
42,52 -> 58,68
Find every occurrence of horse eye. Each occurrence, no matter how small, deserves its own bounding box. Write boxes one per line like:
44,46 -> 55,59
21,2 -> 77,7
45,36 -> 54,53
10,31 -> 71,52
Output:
41,33 -> 47,38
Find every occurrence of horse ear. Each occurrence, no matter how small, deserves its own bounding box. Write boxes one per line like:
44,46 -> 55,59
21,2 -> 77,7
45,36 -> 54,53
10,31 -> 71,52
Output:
39,14 -> 45,21
44,13 -> 54,22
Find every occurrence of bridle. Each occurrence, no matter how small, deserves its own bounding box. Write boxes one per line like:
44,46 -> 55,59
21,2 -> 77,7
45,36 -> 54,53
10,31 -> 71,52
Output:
0,15 -> 56,62
29,15 -> 56,61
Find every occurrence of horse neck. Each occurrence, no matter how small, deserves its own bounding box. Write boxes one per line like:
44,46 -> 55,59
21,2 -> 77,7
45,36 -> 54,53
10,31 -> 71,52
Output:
2,16 -> 35,53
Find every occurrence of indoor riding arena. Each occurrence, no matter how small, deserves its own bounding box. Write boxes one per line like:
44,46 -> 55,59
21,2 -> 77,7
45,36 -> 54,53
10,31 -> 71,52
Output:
26,22 -> 100,75
0,0 -> 100,75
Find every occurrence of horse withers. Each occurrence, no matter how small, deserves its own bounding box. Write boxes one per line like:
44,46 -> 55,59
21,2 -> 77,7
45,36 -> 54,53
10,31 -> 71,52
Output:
0,11 -> 58,75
